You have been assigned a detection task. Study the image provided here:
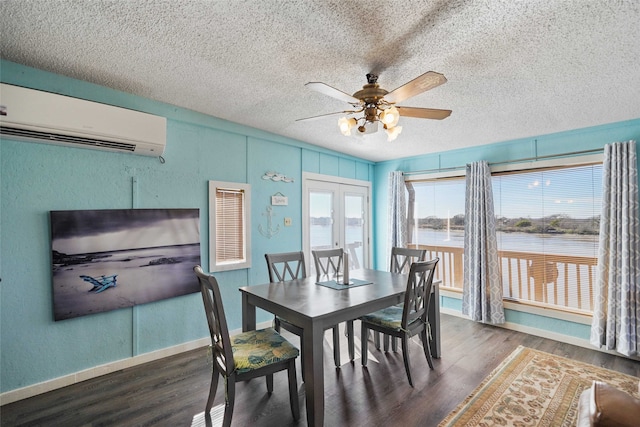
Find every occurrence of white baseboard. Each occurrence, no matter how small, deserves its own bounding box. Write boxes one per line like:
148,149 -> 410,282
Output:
440,307 -> 640,361
0,321 -> 273,406
441,307 -> 594,345
0,337 -> 210,406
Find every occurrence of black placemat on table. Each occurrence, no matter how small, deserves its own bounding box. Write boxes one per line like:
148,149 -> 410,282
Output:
315,278 -> 372,290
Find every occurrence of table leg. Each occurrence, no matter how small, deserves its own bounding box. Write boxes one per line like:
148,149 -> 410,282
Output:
241,293 -> 256,332
302,322 -> 325,427
428,282 -> 441,358
347,320 -> 355,361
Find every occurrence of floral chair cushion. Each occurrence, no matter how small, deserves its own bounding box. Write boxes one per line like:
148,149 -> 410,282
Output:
362,305 -> 405,330
231,328 -> 299,374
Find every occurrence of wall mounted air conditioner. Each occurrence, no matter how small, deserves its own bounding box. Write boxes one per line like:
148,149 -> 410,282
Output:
0,83 -> 166,157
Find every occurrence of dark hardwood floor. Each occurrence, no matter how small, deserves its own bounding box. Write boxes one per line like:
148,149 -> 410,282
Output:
2,314 -> 639,426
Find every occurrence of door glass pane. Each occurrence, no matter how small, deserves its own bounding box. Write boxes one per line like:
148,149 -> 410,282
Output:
344,193 -> 364,270
304,176 -> 370,274
309,190 -> 334,252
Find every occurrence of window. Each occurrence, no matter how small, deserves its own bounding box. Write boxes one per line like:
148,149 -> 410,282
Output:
405,177 -> 466,288
492,163 -> 601,312
406,155 -> 602,314
209,181 -> 251,271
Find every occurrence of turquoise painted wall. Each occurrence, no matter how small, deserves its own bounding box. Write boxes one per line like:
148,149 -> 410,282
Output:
374,118 -> 640,341
0,61 -> 374,394
441,296 -> 591,339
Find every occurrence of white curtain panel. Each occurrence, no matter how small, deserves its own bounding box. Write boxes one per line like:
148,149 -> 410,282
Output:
590,140 -> 639,357
388,171 -> 407,253
462,161 -> 505,324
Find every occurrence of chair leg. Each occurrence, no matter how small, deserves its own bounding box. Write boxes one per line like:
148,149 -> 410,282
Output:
383,334 -> 390,352
287,360 -> 300,421
347,320 -> 355,362
333,325 -> 341,367
206,368 -> 220,413
374,331 -> 381,350
223,376 -> 236,427
299,343 -> 305,382
392,336 -> 398,352
361,322 -> 369,366
266,373 -> 274,393
401,335 -> 414,387
421,328 -> 434,369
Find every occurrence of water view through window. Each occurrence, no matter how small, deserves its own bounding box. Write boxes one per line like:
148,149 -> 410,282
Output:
407,163 -> 602,313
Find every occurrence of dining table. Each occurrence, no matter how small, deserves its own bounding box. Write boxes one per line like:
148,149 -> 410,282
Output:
239,268 -> 441,427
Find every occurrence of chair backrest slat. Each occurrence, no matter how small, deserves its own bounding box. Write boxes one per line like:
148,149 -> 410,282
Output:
265,251 -> 307,282
194,266 -> 235,376
390,247 -> 427,274
402,258 -> 439,329
312,248 -> 344,279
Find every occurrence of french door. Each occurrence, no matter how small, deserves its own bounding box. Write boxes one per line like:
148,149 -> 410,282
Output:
302,173 -> 371,275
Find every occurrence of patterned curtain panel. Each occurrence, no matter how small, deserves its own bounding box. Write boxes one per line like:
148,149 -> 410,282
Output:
388,171 -> 407,253
590,140 -> 640,357
462,161 -> 505,324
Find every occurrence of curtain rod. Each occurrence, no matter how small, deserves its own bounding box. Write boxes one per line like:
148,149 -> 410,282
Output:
403,148 -> 604,176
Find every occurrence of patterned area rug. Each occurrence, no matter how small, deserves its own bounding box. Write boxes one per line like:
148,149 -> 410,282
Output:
439,345 -> 639,426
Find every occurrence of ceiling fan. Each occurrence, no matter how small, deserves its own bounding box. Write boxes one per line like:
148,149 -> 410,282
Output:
297,71 -> 451,141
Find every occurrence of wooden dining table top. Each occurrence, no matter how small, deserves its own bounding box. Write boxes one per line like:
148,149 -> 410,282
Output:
240,268 -> 409,327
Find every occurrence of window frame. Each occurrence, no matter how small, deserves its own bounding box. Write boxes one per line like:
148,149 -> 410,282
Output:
208,180 -> 251,272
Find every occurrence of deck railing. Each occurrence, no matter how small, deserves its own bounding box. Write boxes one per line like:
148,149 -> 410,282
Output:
409,244 -> 597,312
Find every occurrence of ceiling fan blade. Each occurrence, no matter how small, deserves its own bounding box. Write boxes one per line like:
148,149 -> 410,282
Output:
296,110 -> 359,122
305,82 -> 362,104
396,106 -> 452,120
384,71 -> 447,104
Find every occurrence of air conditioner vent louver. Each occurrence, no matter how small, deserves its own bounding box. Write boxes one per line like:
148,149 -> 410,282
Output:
0,126 -> 137,152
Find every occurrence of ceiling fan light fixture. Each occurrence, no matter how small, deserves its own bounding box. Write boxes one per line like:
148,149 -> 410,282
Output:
303,71 -> 451,142
386,125 -> 402,141
338,117 -> 357,136
380,106 -> 400,128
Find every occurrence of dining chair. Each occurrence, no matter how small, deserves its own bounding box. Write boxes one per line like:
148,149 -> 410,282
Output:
312,248 -> 355,365
361,258 -> 439,387
264,251 -> 314,377
390,247 -> 427,274
194,266 -> 300,426
377,247 -> 428,351
312,248 -> 344,277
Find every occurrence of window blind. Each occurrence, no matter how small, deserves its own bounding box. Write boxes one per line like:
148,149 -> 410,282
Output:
492,164 -> 601,312
215,187 -> 245,263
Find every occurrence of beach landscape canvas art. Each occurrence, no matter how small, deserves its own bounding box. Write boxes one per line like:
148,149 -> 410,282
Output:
50,209 -> 201,321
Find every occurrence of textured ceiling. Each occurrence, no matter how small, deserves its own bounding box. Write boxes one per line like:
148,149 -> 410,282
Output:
1,1 -> 639,162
